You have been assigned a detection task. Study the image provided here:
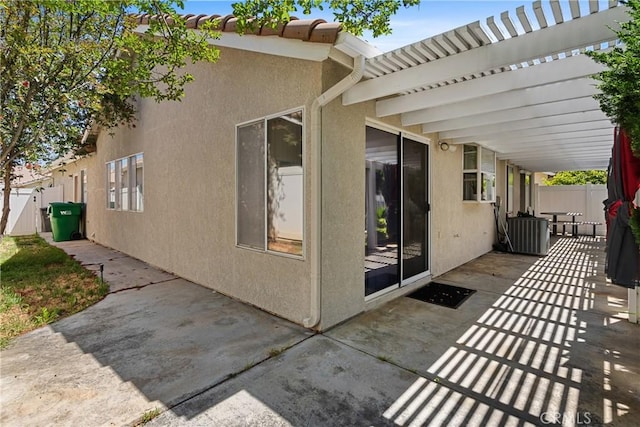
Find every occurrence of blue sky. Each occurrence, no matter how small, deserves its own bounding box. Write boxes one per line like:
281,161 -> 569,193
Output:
180,1 -> 613,52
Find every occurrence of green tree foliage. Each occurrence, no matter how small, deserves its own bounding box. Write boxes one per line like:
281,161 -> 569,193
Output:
231,0 -> 420,37
587,0 -> 640,154
543,170 -> 608,186
0,0 -> 418,234
588,0 -> 640,245
0,0 -> 220,233
1,0 -> 219,168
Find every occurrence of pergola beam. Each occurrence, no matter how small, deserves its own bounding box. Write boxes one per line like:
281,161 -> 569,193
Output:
423,96 -> 601,133
500,147 -> 611,161
439,110 -> 608,139
494,139 -> 611,156
478,129 -> 614,148
343,6 -> 625,105
404,78 -> 598,126
448,120 -> 613,144
381,53 -> 603,119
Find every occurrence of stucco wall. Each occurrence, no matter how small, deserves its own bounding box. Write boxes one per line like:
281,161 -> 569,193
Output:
86,47 -> 323,325
318,62 -> 499,329
318,66 -> 369,329
75,47 -> 515,329
429,146 -> 497,276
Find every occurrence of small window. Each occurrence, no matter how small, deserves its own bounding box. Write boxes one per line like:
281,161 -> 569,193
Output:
463,145 -> 496,202
236,109 -> 304,257
106,153 -> 143,212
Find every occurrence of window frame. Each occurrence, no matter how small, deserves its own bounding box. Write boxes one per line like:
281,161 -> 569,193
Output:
105,153 -> 144,212
119,158 -> 129,211
462,144 -> 496,203
106,161 -> 116,210
130,153 -> 144,212
506,164 -> 514,215
235,106 -> 305,259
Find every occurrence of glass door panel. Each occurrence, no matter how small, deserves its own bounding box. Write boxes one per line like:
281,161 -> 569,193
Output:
402,138 -> 429,280
365,127 -> 399,297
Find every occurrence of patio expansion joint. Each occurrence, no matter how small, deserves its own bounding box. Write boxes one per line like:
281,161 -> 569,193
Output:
107,277 -> 180,295
139,332 -> 319,423
76,257 -> 128,266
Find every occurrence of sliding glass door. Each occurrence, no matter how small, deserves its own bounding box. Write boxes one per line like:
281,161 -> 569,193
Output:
402,137 -> 429,280
365,126 -> 430,298
365,127 -> 400,296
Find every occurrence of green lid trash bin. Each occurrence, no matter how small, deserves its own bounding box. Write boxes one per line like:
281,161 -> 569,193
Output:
48,202 -> 83,242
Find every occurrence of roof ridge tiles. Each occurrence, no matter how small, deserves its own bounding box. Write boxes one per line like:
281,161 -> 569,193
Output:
135,13 -> 342,44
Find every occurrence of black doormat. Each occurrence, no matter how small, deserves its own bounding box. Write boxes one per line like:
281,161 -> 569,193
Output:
407,282 -> 476,309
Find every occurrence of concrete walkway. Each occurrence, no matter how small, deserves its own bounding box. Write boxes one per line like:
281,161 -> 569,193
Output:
1,235 -> 638,426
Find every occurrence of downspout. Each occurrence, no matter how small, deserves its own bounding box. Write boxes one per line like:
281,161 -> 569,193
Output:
304,55 -> 365,329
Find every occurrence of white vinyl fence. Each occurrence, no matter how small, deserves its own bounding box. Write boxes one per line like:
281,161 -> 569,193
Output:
536,184 -> 607,236
0,186 -> 64,236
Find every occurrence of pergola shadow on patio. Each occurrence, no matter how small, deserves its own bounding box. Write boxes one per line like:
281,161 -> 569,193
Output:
328,236 -> 639,425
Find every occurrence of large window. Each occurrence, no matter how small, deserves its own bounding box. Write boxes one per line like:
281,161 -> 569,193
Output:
463,145 -> 496,202
106,153 -> 143,211
236,109 -> 304,257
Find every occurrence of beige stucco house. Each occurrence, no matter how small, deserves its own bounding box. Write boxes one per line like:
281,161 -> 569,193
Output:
45,4 -> 622,330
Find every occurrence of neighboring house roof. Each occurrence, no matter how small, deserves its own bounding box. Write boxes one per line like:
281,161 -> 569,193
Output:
11,165 -> 50,188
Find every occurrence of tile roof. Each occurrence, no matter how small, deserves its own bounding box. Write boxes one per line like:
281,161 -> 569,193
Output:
134,14 -> 343,44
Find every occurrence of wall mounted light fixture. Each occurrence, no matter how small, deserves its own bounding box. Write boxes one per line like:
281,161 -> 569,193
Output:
439,141 -> 457,152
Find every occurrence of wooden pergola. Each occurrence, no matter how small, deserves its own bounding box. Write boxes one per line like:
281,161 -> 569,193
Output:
342,0 -> 627,172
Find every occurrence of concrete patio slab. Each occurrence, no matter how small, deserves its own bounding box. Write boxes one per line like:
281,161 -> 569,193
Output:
41,234 -> 177,292
83,256 -> 178,293
2,235 -> 637,426
0,279 -> 312,427
148,334 -> 549,427
326,290 -> 505,372
327,237 -> 640,426
147,335 -> 414,426
42,233 -> 129,264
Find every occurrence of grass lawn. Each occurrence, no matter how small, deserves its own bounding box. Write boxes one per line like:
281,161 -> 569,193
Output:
0,235 -> 108,349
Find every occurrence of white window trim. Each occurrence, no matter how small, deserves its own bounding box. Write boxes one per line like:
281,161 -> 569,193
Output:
106,152 -> 144,212
131,153 -> 144,213
463,144 -> 496,203
106,161 -> 116,210
235,106 -> 306,260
